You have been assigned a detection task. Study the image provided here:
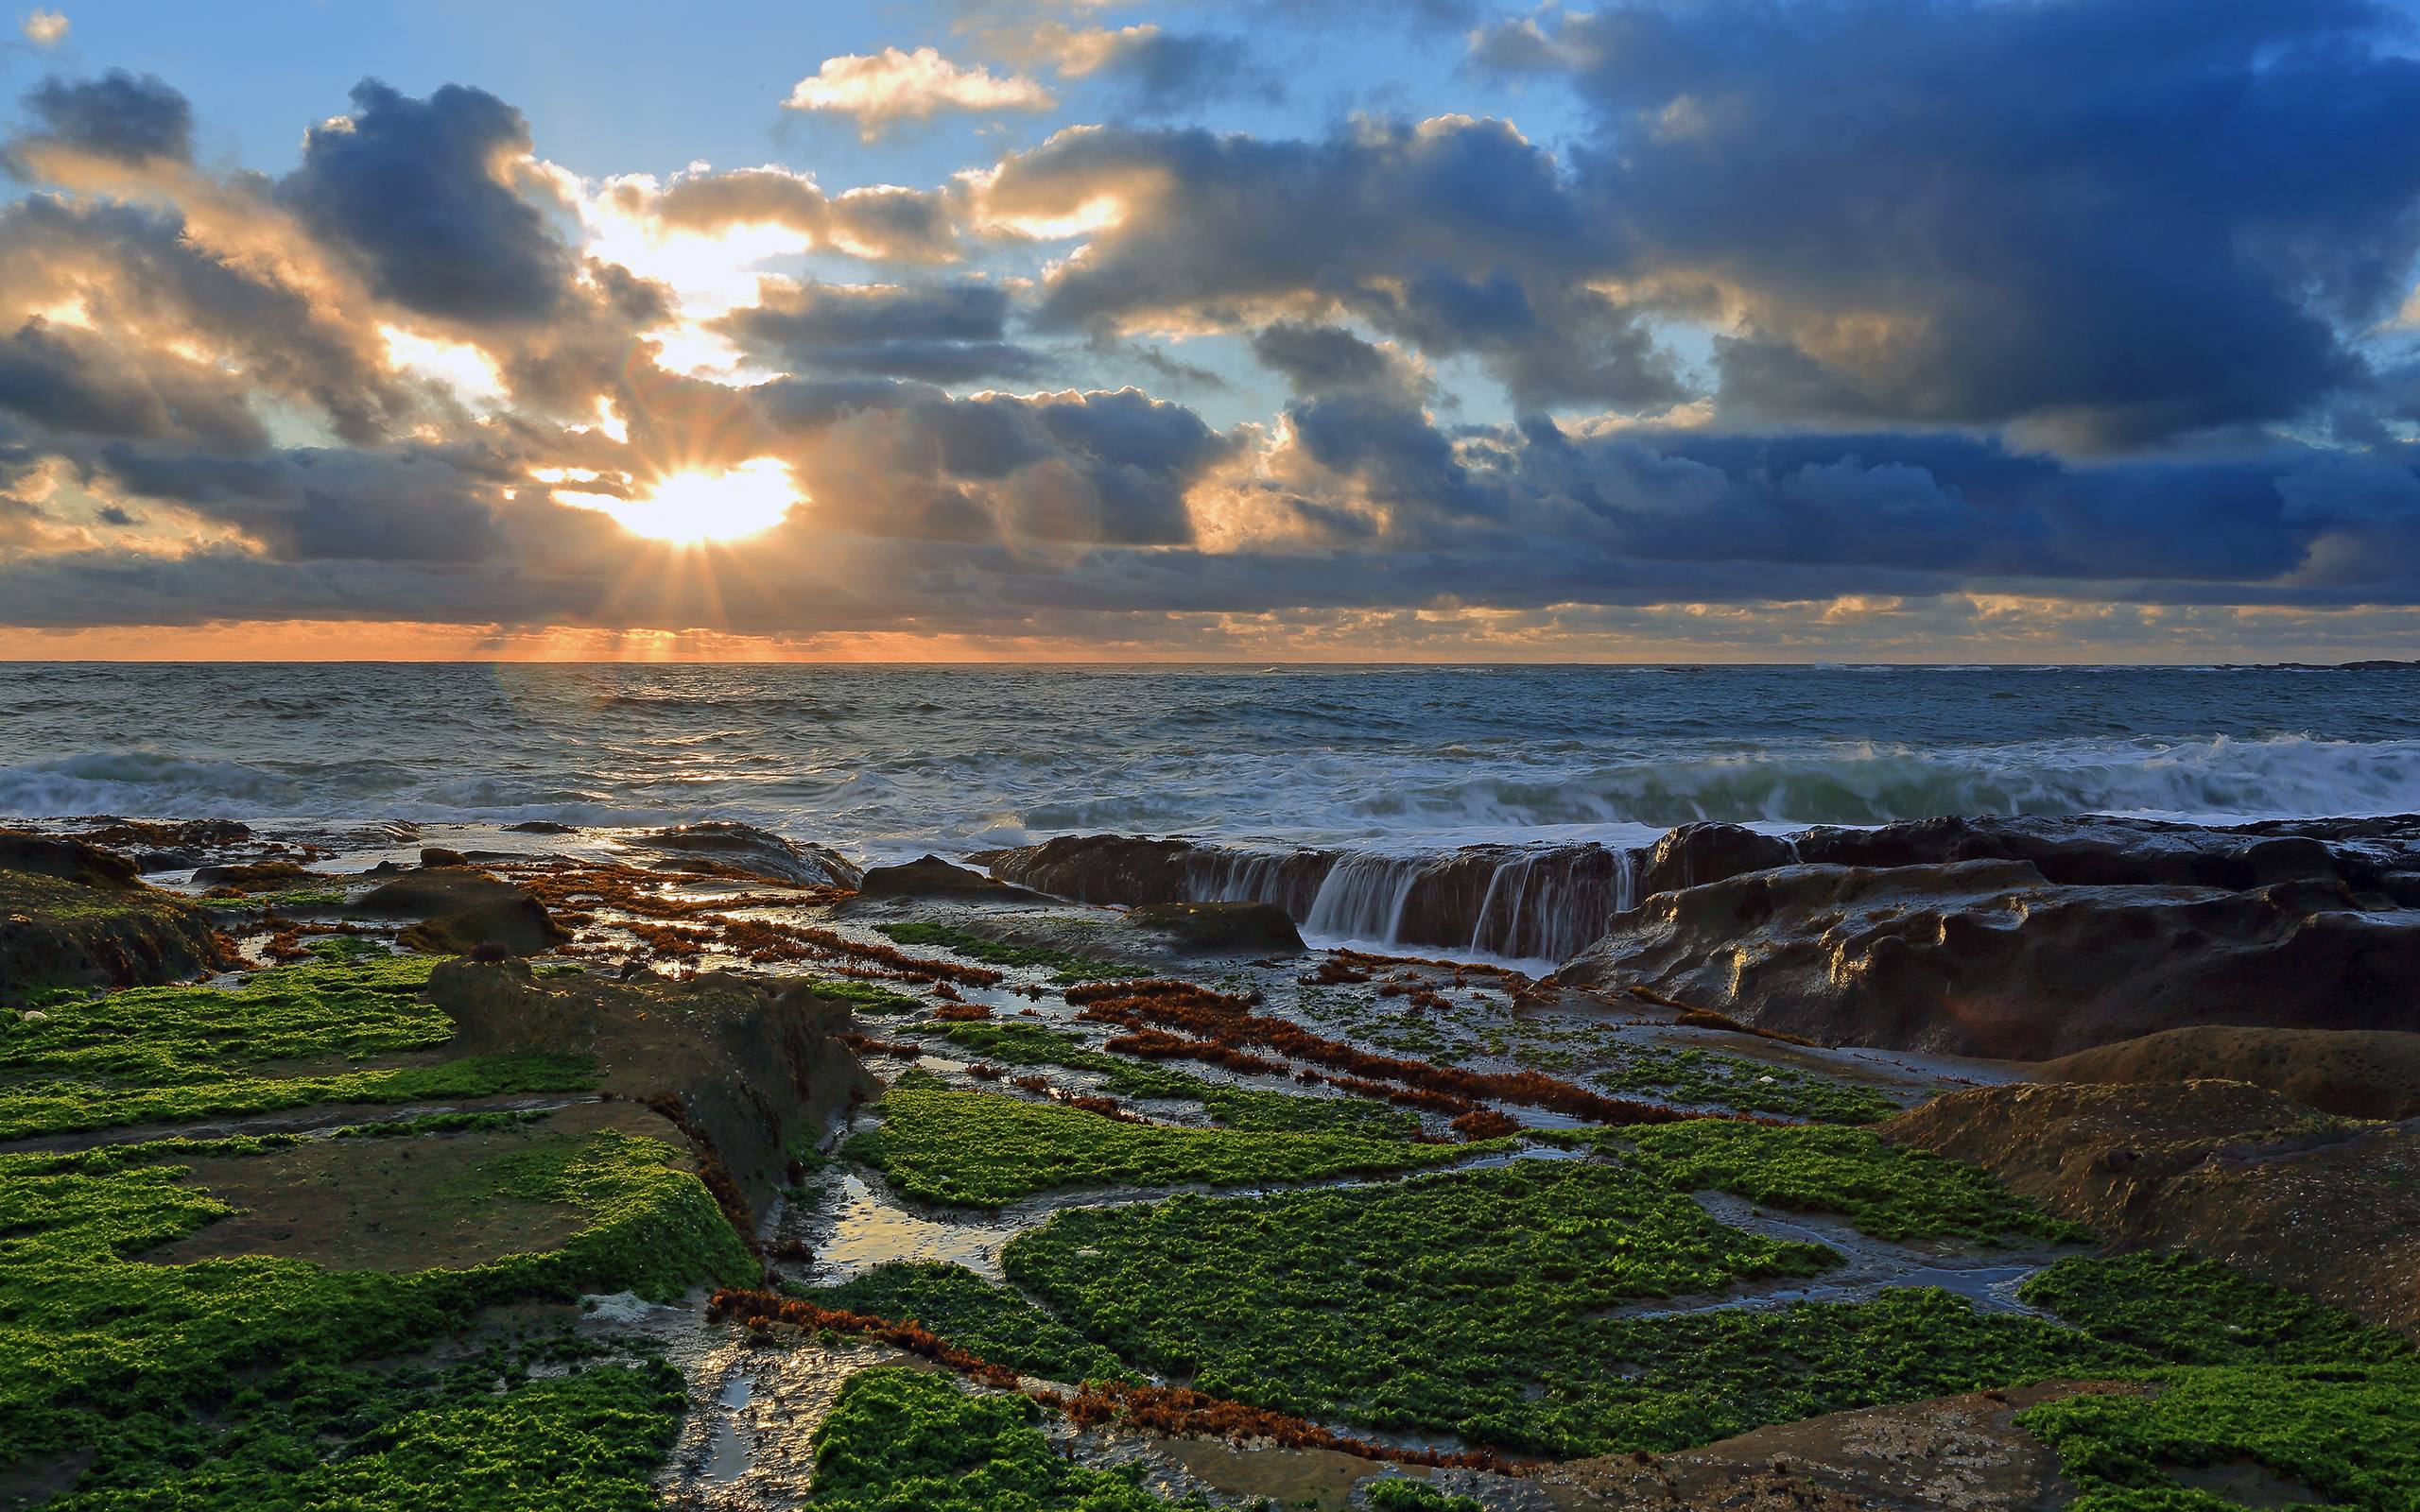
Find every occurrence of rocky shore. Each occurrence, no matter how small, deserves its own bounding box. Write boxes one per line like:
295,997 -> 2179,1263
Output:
2,809 -> 2414,1511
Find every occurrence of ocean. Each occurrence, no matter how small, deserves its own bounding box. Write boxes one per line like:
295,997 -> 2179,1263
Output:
4,662 -> 2417,865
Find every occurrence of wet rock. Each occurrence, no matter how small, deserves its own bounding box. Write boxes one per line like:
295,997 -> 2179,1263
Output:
987,833 -> 1633,960
855,855 -> 1042,902
190,859 -> 326,892
980,834 -> 1202,905
0,830 -> 141,890
0,835 -> 237,994
355,865 -> 568,956
1121,900 -> 1306,954
504,819 -> 577,833
1884,1080 -> 2420,1337
1562,859 -> 2420,1058
1634,822 -> 1798,900
426,959 -> 877,1217
1794,812 -> 2419,893
627,821 -> 860,889
419,846 -> 470,868
2035,1025 -> 2420,1122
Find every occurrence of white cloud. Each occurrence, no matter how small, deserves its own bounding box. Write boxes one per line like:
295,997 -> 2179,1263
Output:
783,46 -> 1055,141
20,8 -> 66,44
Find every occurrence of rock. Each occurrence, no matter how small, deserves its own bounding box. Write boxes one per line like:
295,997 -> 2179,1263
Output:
1634,822 -> 1799,900
504,819 -> 577,834
1793,812 -> 2419,893
855,854 -> 1043,901
419,846 -> 469,868
986,833 -> 1634,960
1559,859 -> 2420,1058
625,821 -> 860,888
190,859 -> 326,892
982,833 -> 1203,904
0,830 -> 141,890
1122,900 -> 1306,954
0,861 -> 237,995
425,959 -> 878,1218
355,865 -> 568,956
1541,1381 -> 2128,1512
2034,1026 -> 2420,1121
1883,1080 -> 2420,1337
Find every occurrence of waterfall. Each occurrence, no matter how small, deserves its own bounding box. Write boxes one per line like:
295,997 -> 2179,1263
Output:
1170,841 -> 1648,963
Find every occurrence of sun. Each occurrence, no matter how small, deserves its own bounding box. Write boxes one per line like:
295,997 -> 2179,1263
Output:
565,458 -> 800,545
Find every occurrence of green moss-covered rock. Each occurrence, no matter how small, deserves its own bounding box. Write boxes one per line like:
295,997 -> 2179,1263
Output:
0,865 -> 237,1000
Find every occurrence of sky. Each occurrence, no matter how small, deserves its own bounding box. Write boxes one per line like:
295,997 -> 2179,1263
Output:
3,1 -> 2420,662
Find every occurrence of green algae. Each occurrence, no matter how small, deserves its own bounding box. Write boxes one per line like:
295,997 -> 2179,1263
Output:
2016,1363 -> 2420,1512
841,1085 -> 1495,1206
874,921 -> 1130,981
2020,1251 -> 2414,1368
1362,1481 -> 1482,1512
815,1262 -> 1138,1384
808,976 -> 930,1014
0,956 -> 597,1139
1001,1159 -> 2141,1456
38,1349 -> 688,1512
1576,1120 -> 2091,1244
809,1366 -> 1214,1511
0,1125 -> 754,1477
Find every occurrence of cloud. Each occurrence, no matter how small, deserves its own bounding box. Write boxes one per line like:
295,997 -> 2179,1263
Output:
604,165 -> 961,264
282,79 -> 576,325
980,117 -> 1680,412
14,71 -> 193,165
713,279 -> 1046,384
0,316 -> 265,451
783,47 -> 1056,141
19,9 -> 63,45
1048,26 -> 1278,113
1473,0 -> 2420,447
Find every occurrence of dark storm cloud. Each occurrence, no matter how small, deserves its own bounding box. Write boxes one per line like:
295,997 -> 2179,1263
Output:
0,318 -> 266,451
986,116 -> 1681,413
93,440 -> 510,563
282,80 -> 575,325
1477,0 -> 2420,446
714,280 -> 1046,383
14,70 -> 193,165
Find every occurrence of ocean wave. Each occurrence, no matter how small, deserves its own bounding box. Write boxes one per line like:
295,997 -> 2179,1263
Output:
1360,735 -> 2420,831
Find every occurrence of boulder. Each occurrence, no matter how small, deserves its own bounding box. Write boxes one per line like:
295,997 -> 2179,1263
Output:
425,960 -> 877,1218
1883,1080 -> 2420,1337
191,859 -> 326,892
0,855 -> 236,995
1633,822 -> 1799,900
0,830 -> 141,890
855,854 -> 1043,901
980,833 -> 1202,904
1121,900 -> 1306,954
1793,813 -> 2418,894
1559,859 -> 2420,1058
625,821 -> 860,888
355,865 -> 568,956
2034,1026 -> 2420,1121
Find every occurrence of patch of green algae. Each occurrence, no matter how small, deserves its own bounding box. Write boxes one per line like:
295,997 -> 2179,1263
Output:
0,957 -> 596,1139
843,1083 -> 1496,1206
809,1366 -> 1218,1512
0,1126 -> 755,1491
